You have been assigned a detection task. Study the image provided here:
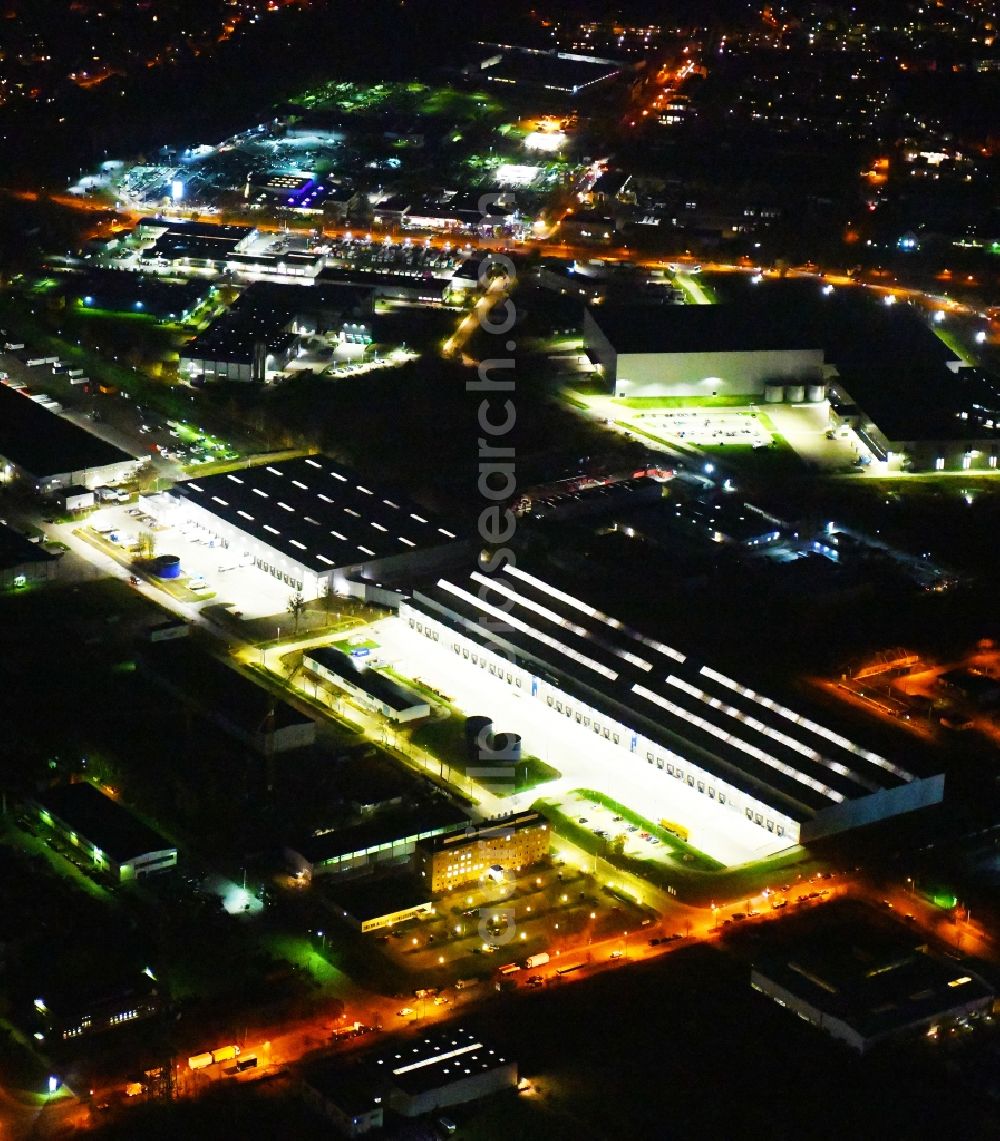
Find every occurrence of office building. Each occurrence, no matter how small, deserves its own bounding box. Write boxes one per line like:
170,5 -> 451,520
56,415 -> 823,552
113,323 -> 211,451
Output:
415,811 -> 550,893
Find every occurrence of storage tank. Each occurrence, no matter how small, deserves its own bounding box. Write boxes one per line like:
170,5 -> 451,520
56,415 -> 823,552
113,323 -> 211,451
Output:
785,384 -> 805,404
148,554 -> 181,580
806,383 -> 826,403
763,382 -> 784,404
465,715 -> 493,761
489,731 -> 522,764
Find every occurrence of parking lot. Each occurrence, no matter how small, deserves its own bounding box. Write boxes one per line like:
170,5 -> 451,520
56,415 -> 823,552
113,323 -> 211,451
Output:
624,408 -> 772,448
564,792 -> 672,859
85,497 -> 293,618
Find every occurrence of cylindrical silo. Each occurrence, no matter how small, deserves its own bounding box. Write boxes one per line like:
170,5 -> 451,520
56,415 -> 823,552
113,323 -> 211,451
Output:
489,731 -> 522,764
149,554 -> 181,579
785,384 -> 805,404
806,383 -> 826,403
763,382 -> 784,404
465,715 -> 493,762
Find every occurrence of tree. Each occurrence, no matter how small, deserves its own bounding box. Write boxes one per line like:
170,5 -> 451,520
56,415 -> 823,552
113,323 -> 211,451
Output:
287,591 -> 307,635
137,528 -> 156,559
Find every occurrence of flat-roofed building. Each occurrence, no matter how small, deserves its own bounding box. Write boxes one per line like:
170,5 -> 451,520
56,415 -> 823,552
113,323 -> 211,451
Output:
583,303 -> 827,397
285,802 -> 470,880
751,901 -> 995,1053
136,216 -> 257,275
301,1063 -> 385,1137
31,782 -> 177,881
163,455 -> 467,600
179,280 -> 373,383
0,383 -> 141,493
304,645 -> 430,723
372,1027 -> 518,1117
471,44 -> 625,98
0,522 -> 59,590
400,566 -> 944,848
325,877 -> 434,933
415,811 -> 550,893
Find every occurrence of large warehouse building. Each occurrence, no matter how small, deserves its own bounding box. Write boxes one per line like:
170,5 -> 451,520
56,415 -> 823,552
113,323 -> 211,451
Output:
0,383 -> 141,493
164,455 -> 467,599
585,284 -> 998,471
399,566 -> 944,847
583,303 -> 828,398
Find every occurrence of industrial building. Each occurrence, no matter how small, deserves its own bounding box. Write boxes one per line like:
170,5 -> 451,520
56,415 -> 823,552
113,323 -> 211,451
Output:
751,902 -> 995,1053
468,44 -> 626,98
829,364 -> 1000,471
0,383 -> 141,493
303,645 -> 431,723
302,1029 -> 516,1132
136,216 -> 258,274
0,523 -> 60,590
588,283 -> 1000,471
325,878 -> 434,933
301,1063 -> 385,1137
285,801 -> 469,879
373,1028 -> 517,1117
31,782 -> 177,881
415,810 -> 550,893
317,265 -> 459,304
67,268 -> 212,322
400,566 -> 945,846
33,975 -> 162,1043
179,281 -> 374,383
139,639 -> 316,755
164,455 -> 467,600
583,303 -> 828,398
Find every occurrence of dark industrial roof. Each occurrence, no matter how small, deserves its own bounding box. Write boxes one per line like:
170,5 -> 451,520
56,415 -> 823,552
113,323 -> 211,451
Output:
411,567 -> 927,824
181,281 -> 372,364
484,48 -> 622,92
324,876 -> 430,923
35,782 -> 173,865
754,902 -> 994,1044
292,801 -> 469,866
416,810 -> 545,853
137,217 -> 253,242
0,384 -> 137,479
173,455 -> 463,574
0,523 -> 58,571
586,302 -> 826,355
372,1027 -> 514,1096
64,268 -> 210,320
316,266 -> 453,293
834,366 -> 1000,444
302,1061 -> 384,1115
304,646 -> 428,713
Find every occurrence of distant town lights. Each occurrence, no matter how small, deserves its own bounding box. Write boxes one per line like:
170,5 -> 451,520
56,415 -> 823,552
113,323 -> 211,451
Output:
934,310 -> 946,323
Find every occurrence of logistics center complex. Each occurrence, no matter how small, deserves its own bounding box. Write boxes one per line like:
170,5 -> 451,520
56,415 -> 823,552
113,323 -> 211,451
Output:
395,566 -> 944,849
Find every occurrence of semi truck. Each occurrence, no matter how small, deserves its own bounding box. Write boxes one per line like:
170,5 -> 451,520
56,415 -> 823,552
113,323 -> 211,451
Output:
524,952 -> 550,969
